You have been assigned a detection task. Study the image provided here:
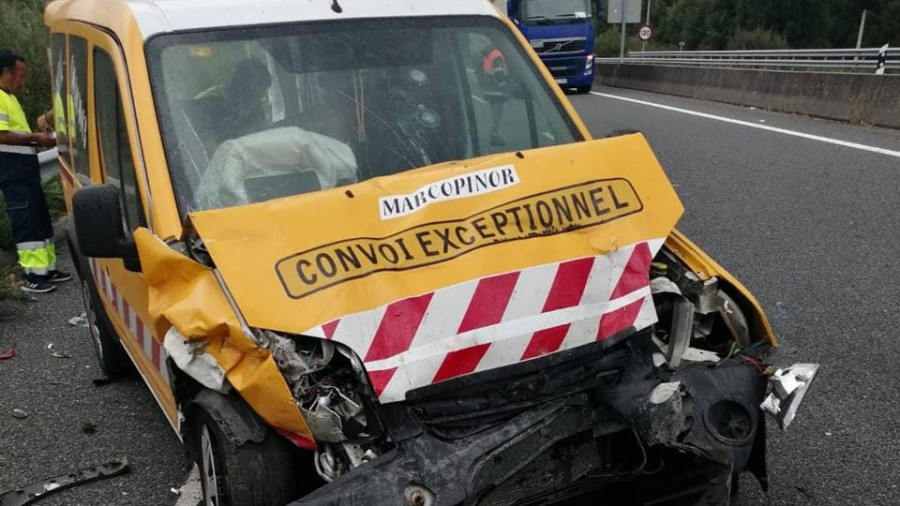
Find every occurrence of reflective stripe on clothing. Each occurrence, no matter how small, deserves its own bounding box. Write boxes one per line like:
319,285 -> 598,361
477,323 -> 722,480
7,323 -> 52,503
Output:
0,144 -> 37,155
0,89 -> 31,133
17,241 -> 54,275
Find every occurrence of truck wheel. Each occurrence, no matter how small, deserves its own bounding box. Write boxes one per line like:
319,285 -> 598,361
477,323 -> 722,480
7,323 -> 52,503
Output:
193,396 -> 301,505
77,264 -> 131,379
575,84 -> 593,94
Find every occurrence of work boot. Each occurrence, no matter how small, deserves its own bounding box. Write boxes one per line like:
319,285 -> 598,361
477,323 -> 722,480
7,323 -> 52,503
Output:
20,274 -> 57,294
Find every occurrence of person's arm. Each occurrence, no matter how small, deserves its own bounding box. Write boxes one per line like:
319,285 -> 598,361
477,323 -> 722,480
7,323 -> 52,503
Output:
0,130 -> 56,147
37,109 -> 54,133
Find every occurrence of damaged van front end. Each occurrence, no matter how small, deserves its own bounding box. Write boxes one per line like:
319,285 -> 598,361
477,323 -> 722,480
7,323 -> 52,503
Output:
60,3 -> 818,504
142,136 -> 816,505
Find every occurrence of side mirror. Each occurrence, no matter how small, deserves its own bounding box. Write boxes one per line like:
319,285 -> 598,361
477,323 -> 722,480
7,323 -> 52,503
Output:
72,184 -> 141,272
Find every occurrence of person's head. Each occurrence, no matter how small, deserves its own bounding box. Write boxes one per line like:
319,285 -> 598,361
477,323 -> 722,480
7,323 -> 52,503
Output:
226,58 -> 272,104
0,50 -> 27,92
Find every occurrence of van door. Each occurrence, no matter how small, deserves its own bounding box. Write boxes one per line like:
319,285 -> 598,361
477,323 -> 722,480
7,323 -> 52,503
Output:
88,33 -> 177,428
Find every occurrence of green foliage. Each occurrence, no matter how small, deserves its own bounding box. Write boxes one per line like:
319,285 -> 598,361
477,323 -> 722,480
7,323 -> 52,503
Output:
642,0 -> 900,50
0,264 -> 29,301
726,28 -> 789,50
0,0 -> 51,125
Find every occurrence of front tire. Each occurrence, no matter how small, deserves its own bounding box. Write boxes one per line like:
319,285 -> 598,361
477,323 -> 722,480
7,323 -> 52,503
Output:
192,394 -> 301,506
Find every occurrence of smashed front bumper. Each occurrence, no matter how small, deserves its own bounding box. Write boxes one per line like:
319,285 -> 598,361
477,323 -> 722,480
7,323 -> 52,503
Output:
290,331 -> 774,506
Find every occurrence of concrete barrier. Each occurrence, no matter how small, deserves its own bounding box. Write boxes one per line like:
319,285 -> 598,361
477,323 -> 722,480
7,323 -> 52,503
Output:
595,64 -> 900,129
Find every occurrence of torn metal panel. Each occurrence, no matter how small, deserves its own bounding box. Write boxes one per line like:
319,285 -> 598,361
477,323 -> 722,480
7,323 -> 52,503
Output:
164,327 -> 229,392
133,228 -> 314,443
0,459 -> 130,506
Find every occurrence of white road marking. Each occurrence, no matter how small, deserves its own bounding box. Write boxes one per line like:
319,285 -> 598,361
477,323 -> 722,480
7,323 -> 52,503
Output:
589,92 -> 900,159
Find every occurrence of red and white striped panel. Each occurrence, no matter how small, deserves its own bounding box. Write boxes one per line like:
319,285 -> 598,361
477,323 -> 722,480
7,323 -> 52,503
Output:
88,258 -> 170,386
302,239 -> 664,403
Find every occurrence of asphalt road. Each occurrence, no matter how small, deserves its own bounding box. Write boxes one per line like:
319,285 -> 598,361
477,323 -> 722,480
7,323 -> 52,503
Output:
571,86 -> 900,505
2,85 -> 899,505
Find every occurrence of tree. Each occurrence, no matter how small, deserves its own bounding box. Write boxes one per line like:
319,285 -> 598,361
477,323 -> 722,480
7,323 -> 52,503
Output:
0,0 -> 51,125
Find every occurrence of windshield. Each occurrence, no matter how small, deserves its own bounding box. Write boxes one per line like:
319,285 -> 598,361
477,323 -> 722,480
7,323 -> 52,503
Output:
523,0 -> 592,25
148,17 -> 580,214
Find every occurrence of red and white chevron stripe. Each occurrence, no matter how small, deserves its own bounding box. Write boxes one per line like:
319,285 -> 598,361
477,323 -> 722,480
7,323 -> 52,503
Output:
88,258 -> 170,386
302,239 -> 664,403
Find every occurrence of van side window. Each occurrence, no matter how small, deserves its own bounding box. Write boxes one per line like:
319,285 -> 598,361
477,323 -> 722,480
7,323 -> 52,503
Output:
50,34 -> 71,164
94,48 -> 143,230
69,36 -> 90,185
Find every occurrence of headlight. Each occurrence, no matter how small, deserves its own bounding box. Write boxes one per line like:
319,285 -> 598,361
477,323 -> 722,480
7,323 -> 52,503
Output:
584,53 -> 595,75
263,330 -> 382,443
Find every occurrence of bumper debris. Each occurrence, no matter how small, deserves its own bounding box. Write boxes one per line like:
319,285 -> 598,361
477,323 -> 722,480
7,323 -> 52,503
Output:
0,458 -> 130,506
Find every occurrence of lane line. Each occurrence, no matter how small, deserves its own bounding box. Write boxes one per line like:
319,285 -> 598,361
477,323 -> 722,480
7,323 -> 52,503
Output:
589,92 -> 900,159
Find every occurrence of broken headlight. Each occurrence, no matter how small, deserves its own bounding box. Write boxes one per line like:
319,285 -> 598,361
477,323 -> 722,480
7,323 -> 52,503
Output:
262,331 -> 387,481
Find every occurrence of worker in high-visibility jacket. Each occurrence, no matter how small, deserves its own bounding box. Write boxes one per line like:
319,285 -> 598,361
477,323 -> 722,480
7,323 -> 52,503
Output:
0,49 -> 71,293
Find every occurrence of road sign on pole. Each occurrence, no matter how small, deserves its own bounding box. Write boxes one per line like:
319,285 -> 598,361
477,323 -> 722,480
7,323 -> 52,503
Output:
637,24 -> 653,42
609,0 -> 640,62
607,0 -> 640,23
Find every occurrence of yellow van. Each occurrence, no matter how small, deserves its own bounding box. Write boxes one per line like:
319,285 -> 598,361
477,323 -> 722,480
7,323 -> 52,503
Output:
46,0 -> 817,504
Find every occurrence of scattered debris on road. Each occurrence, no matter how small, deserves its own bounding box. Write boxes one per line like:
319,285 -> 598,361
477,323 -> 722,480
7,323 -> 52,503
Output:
0,348 -> 15,361
0,458 -> 130,506
91,377 -> 113,387
67,313 -> 89,328
11,409 -> 27,420
81,422 -> 98,435
49,352 -> 70,359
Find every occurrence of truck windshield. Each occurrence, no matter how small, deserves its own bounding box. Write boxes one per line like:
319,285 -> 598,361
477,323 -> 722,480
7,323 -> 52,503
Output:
147,16 -> 580,214
523,0 -> 592,25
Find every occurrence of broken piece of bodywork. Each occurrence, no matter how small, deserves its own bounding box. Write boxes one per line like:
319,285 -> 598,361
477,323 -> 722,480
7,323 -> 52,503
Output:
163,327 -> 229,392
133,228 -> 313,443
0,458 -> 130,506
761,363 -> 820,429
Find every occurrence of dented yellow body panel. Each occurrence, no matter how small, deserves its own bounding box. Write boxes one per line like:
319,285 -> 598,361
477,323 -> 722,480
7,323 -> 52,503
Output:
134,229 -> 314,440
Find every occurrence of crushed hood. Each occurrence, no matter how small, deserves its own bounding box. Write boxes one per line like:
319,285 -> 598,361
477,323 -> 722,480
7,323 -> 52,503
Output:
189,134 -> 683,402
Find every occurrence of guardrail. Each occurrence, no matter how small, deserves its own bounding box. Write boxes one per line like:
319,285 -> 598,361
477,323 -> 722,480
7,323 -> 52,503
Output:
596,48 -> 898,74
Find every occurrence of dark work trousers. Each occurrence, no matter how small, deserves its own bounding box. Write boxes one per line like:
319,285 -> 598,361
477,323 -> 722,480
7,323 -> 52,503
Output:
0,152 -> 55,276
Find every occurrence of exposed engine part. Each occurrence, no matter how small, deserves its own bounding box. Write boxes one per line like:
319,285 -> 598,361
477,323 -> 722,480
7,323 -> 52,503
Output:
313,442 -> 379,482
651,248 -> 765,371
265,331 -> 385,481
664,296 -> 693,368
649,276 -> 681,297
265,331 -> 379,443
717,290 -> 751,347
314,446 -> 339,482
